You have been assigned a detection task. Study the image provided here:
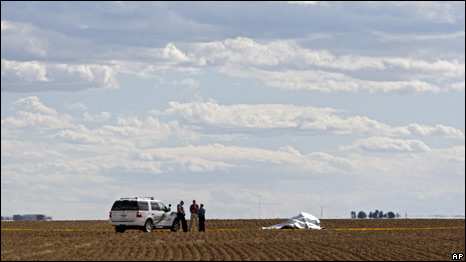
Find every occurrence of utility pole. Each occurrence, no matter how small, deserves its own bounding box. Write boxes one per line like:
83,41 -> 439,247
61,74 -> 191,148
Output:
321,206 -> 323,218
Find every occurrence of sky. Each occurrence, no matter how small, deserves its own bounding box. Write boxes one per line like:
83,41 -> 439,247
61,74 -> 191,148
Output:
1,1 -> 465,220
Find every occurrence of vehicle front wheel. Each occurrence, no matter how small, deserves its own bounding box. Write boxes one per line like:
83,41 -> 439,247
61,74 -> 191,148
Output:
143,219 -> 153,232
171,218 -> 181,232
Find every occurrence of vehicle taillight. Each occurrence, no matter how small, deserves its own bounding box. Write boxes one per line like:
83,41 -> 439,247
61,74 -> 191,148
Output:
109,212 -> 112,218
136,211 -> 142,217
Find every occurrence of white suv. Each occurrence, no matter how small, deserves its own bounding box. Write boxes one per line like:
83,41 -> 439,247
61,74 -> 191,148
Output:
109,197 -> 180,233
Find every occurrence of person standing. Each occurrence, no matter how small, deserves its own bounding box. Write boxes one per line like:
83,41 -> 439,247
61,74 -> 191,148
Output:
188,199 -> 199,232
198,203 -> 206,232
177,200 -> 188,232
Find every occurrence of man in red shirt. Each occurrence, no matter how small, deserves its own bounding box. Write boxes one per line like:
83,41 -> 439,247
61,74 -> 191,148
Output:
188,199 -> 199,232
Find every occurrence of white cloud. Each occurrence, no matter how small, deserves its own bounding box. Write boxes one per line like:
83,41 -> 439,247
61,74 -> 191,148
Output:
2,110 -> 73,131
180,78 -> 200,88
51,115 -> 189,147
2,59 -> 119,92
2,95 -> 464,219
53,125 -> 107,144
83,111 -> 111,122
162,101 -> 465,139
137,144 -> 353,174
404,124 -> 465,139
1,139 -> 66,159
65,102 -> 88,111
372,31 -> 465,42
165,37 -> 463,93
12,96 -> 57,115
340,136 -> 431,152
2,16 -> 463,94
1,20 -> 48,58
2,59 -> 50,82
390,2 -> 464,24
164,101 -> 337,128
151,42 -> 193,64
347,145 -> 465,179
245,68 -> 442,94
190,37 -> 464,75
1,96 -> 75,132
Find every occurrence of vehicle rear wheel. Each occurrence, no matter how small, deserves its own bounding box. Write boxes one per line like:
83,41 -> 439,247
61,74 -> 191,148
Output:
171,218 -> 181,232
143,219 -> 153,232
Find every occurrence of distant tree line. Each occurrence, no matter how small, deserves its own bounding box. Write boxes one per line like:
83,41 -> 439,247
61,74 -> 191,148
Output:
351,210 -> 401,219
1,214 -> 52,221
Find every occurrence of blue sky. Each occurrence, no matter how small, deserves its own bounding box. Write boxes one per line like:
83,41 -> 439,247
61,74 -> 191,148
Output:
1,1 -> 464,220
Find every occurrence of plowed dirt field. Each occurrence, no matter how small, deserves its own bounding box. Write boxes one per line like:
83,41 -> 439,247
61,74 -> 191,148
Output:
1,219 -> 464,261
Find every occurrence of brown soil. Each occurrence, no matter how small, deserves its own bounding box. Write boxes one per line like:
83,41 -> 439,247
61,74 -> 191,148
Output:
1,219 -> 464,261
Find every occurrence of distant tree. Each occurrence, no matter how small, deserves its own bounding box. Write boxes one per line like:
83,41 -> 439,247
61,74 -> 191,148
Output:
357,211 -> 367,219
373,210 -> 379,219
379,210 -> 384,219
387,212 -> 396,219
369,211 -> 373,219
351,211 -> 356,219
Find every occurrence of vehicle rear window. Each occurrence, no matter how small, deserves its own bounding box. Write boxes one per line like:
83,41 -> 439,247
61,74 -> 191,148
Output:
111,200 -> 139,211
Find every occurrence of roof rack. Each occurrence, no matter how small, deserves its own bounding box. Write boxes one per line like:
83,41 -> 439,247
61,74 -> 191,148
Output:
120,197 -> 155,200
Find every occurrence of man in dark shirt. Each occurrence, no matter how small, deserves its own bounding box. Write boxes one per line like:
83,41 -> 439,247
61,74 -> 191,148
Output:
198,203 -> 206,232
189,199 -> 199,232
177,200 -> 188,232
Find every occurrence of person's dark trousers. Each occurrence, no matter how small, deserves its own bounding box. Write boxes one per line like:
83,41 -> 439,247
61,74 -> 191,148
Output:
178,213 -> 188,232
198,215 -> 205,232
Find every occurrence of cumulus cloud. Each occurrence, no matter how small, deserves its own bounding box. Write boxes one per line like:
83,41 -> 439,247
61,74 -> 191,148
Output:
1,59 -> 119,92
1,20 -> 48,58
12,96 -> 57,115
242,68 -> 443,93
387,2 -> 464,24
404,124 -> 465,139
372,31 -> 465,42
2,96 -> 74,131
2,95 -> 464,219
1,111 -> 73,131
3,97 -> 463,146
53,125 -> 107,144
159,37 -> 464,94
65,102 -> 88,111
340,136 -> 431,152
2,59 -> 50,82
161,101 -> 465,139
2,15 -> 463,94
83,111 -> 111,122
164,101 -> 337,128
136,144 -> 353,174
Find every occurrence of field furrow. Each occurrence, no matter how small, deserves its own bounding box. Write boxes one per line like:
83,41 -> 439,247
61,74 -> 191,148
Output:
1,219 -> 464,261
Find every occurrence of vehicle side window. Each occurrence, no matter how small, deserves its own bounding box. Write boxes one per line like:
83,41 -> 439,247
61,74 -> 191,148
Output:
138,201 -> 149,211
158,202 -> 167,210
150,201 -> 160,211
